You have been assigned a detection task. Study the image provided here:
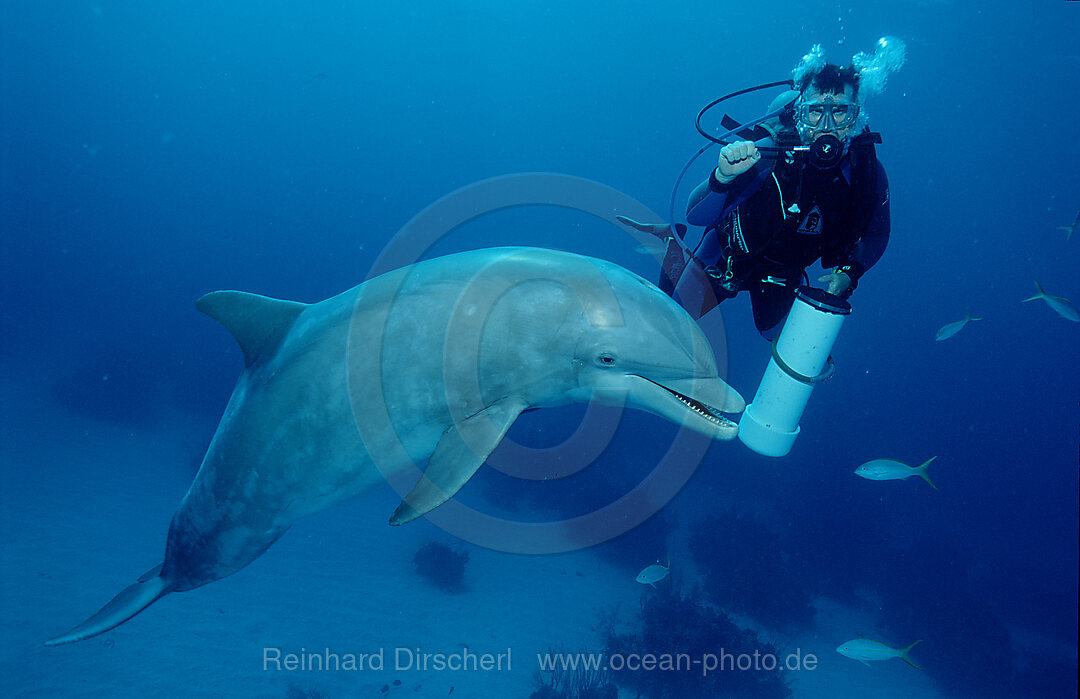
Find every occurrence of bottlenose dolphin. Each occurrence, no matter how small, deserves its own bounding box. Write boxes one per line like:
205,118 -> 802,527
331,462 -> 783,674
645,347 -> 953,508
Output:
45,247 -> 744,646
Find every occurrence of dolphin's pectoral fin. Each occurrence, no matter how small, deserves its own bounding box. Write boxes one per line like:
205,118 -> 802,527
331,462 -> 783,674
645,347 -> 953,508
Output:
44,569 -> 173,646
390,398 -> 527,526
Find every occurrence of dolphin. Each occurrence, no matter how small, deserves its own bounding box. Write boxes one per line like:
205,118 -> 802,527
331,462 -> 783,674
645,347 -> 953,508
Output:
45,247 -> 744,646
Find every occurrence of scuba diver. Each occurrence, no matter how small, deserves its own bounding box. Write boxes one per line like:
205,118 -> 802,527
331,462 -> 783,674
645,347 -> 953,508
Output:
623,40 -> 905,339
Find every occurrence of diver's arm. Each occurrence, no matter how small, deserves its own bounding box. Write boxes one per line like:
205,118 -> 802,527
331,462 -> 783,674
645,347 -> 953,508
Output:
686,176 -> 731,226
687,140 -> 772,226
834,162 -> 891,295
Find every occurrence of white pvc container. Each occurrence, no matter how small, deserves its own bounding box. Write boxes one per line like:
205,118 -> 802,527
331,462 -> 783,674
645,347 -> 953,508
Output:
738,287 -> 850,457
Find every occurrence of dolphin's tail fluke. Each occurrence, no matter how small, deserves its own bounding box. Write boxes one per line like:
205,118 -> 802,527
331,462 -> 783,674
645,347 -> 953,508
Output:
44,567 -> 173,646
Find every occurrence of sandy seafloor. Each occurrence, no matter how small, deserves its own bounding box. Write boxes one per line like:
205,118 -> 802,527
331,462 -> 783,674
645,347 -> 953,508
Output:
2,364 -> 954,699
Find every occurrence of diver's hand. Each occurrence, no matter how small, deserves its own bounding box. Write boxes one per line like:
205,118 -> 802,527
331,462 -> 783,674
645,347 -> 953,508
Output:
818,271 -> 852,296
716,140 -> 760,184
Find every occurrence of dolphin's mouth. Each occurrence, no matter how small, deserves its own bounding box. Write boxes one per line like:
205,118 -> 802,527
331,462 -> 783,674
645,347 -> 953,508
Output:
643,377 -> 739,429
667,386 -> 738,428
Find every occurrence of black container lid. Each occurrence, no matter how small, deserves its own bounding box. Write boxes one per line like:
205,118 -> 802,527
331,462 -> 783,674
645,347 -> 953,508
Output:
796,285 -> 852,315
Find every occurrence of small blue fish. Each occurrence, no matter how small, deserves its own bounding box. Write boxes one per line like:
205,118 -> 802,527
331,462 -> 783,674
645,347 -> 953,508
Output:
635,559 -> 670,588
837,638 -> 922,668
855,457 -> 938,490
934,309 -> 981,341
1022,281 -> 1079,322
1058,210 -> 1079,241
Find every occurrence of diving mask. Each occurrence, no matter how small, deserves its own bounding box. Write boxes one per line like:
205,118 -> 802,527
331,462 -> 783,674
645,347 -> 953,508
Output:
795,96 -> 860,133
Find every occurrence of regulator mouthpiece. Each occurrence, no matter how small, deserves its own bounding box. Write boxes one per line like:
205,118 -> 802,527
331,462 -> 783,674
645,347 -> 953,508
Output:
809,134 -> 844,168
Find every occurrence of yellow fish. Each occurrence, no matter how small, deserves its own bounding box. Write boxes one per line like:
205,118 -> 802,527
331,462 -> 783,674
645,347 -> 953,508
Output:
1058,210 -> 1079,241
1023,281 -> 1079,322
934,310 -> 981,341
635,559 -> 670,588
837,638 -> 922,668
855,457 -> 937,490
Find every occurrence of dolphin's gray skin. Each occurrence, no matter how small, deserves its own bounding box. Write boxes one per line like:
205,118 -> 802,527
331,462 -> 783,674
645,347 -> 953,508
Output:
45,247 -> 743,646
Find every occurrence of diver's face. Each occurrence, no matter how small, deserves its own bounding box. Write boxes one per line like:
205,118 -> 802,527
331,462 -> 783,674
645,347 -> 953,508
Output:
796,85 -> 858,144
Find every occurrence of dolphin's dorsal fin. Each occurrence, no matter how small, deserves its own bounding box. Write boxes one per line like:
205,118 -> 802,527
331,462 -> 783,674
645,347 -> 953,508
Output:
196,291 -> 307,366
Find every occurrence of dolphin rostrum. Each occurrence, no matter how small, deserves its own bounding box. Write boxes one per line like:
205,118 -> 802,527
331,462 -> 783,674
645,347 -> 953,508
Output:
45,247 -> 743,645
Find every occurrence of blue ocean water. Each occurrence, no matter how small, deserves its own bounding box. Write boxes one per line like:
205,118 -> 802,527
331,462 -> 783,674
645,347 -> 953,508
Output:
2,2 -> 1077,698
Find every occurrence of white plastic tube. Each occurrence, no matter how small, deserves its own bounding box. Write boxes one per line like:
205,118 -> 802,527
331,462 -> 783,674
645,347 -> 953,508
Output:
738,287 -> 850,457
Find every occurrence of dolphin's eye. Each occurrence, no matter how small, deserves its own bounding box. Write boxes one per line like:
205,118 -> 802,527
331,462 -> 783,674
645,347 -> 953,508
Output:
595,352 -> 617,367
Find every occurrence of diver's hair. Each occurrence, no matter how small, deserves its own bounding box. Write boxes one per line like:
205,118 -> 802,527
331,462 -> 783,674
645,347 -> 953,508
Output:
788,37 -> 907,136
796,63 -> 859,98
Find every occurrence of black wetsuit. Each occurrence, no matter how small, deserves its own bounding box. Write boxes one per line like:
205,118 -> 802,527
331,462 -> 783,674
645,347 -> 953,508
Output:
681,131 -> 890,338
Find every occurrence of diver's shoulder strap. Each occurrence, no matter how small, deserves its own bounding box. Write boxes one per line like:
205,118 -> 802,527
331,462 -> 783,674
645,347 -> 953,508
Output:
849,130 -> 883,233
852,130 -> 882,146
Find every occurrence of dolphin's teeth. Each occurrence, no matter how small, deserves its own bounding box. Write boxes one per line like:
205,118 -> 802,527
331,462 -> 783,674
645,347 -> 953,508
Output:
672,391 -> 733,427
